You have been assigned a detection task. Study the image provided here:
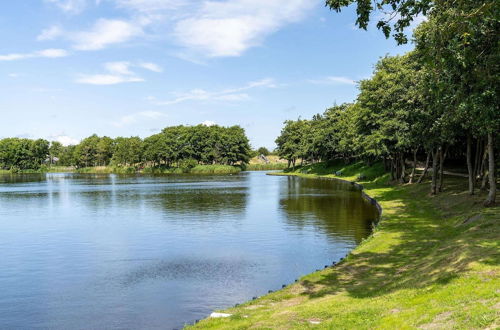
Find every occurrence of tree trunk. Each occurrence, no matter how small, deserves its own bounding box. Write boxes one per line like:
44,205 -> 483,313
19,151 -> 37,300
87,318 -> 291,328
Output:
467,134 -> 474,195
431,148 -> 439,195
484,132 -> 496,206
473,137 -> 481,181
480,142 -> 489,191
395,154 -> 401,180
399,153 -> 406,183
390,158 -> 396,180
417,151 -> 431,184
438,146 -> 448,192
409,149 -> 418,184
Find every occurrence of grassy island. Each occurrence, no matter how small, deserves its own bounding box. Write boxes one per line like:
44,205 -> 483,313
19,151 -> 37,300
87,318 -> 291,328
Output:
189,162 -> 499,329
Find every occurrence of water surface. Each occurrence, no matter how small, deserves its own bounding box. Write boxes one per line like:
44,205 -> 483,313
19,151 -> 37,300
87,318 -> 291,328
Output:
0,172 -> 378,329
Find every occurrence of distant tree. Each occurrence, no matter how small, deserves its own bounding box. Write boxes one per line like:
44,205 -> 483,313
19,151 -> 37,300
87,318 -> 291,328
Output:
257,147 -> 270,156
49,141 -> 64,164
112,137 -> 143,166
74,134 -> 100,167
96,136 -> 114,166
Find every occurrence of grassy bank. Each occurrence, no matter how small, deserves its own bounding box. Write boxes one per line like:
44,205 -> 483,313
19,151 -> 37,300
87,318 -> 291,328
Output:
188,162 -> 499,329
247,155 -> 288,171
0,166 -> 75,174
245,163 -> 288,171
75,165 -> 242,175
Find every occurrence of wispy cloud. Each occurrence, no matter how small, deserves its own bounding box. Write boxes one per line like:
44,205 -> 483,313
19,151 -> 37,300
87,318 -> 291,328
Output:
76,61 -> 161,85
138,62 -> 163,73
112,0 -> 188,12
0,49 -> 68,61
45,0 -> 89,14
70,18 -> 143,50
307,76 -> 357,85
43,0 -> 317,58
173,0 -> 315,57
104,61 -> 134,75
112,110 -> 167,127
150,78 -> 276,105
37,26 -> 64,41
76,74 -> 144,85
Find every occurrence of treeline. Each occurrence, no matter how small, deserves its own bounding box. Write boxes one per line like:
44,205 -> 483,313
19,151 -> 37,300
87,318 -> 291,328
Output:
0,125 -> 251,171
277,0 -> 498,205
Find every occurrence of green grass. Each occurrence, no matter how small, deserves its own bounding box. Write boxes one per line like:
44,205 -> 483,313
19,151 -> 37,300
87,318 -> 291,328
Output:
74,165 -> 242,175
0,166 -> 75,174
245,163 -> 288,171
188,162 -> 499,329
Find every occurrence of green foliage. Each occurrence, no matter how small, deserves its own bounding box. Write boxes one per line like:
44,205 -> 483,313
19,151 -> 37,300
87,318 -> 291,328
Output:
112,136 -> 143,166
0,138 -> 49,170
256,147 -> 270,156
245,163 -> 288,171
326,0 -> 433,44
0,124 -> 252,172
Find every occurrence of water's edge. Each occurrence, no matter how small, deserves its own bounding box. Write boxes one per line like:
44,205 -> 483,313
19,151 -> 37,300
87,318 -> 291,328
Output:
200,172 -> 383,324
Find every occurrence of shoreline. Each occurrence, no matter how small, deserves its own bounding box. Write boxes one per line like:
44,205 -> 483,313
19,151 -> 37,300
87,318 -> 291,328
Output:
0,165 -> 285,175
188,163 -> 499,329
269,171 -> 383,216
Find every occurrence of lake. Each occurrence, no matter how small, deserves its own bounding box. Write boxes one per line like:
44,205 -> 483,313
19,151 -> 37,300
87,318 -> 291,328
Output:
0,171 -> 379,329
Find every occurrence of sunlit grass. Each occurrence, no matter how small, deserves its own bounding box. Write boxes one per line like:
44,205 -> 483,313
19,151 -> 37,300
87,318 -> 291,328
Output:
188,162 -> 499,329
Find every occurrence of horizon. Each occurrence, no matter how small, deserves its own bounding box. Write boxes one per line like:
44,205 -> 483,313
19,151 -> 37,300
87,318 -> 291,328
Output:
1,0 -> 414,149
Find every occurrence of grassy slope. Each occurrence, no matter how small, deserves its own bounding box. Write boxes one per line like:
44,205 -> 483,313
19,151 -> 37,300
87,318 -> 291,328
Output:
246,155 -> 288,171
188,162 -> 499,329
73,165 -> 242,175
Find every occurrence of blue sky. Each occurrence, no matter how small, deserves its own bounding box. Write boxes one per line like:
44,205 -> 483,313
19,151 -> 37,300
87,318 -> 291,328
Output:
0,0 -> 415,149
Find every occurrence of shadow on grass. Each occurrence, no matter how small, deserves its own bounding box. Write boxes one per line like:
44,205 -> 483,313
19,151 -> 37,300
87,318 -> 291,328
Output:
297,175 -> 499,300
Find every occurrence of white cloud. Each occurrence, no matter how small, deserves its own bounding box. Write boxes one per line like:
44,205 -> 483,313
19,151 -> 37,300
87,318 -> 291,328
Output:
173,0 -> 316,57
76,61 -> 161,85
76,74 -> 144,85
112,0 -> 187,12
138,62 -> 163,72
308,76 -> 356,85
201,120 -> 216,127
8,73 -> 20,78
45,0 -> 88,14
37,26 -> 63,41
71,19 -> 143,50
48,134 -> 80,146
151,78 -> 275,105
37,49 -> 69,58
0,49 -> 68,61
112,111 -> 167,127
104,61 -> 134,75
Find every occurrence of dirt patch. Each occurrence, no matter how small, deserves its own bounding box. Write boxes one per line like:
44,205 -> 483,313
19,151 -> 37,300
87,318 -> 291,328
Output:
244,304 -> 266,310
461,214 -> 483,225
419,312 -> 453,329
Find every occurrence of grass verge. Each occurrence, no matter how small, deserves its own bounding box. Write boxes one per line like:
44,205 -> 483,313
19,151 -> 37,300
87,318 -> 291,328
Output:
75,165 -> 242,175
245,163 -> 288,171
188,161 -> 499,329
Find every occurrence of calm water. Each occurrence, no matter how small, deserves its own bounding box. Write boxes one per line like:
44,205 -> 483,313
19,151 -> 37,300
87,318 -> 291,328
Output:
0,171 -> 378,329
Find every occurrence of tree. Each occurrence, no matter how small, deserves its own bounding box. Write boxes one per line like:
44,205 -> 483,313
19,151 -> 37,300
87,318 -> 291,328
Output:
326,0 -> 433,44
112,137 -> 143,166
49,141 -> 64,164
257,147 -> 270,156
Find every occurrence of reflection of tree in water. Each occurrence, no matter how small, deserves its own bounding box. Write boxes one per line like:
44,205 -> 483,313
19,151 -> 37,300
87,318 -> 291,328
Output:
153,186 -> 248,218
58,175 -> 250,219
279,177 -> 379,244
0,173 -> 46,184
